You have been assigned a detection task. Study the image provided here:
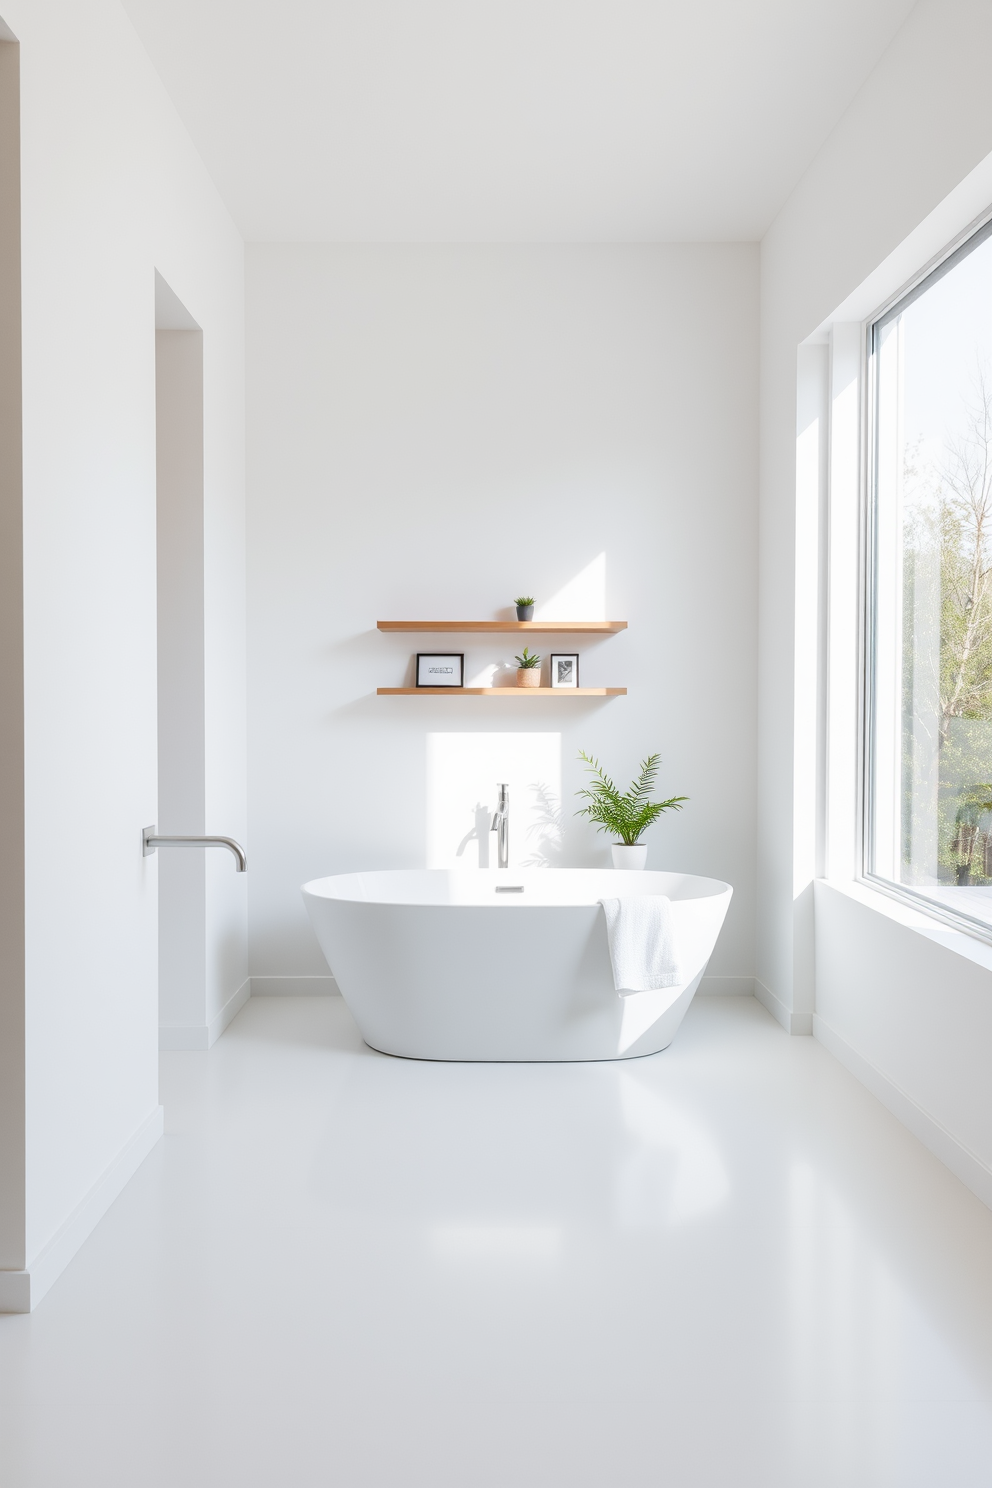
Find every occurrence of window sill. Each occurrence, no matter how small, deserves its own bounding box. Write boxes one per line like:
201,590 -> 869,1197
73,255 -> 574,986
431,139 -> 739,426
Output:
820,878 -> 992,976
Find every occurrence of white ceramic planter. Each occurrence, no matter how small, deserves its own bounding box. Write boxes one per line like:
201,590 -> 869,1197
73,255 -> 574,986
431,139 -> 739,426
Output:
612,844 -> 647,870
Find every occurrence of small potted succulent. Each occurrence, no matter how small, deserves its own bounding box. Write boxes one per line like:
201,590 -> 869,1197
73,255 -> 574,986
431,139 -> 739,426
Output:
575,750 -> 687,868
515,596 -> 535,621
515,646 -> 542,686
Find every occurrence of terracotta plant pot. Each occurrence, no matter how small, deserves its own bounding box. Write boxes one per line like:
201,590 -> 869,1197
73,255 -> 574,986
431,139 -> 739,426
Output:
516,668 -> 542,687
611,843 -> 648,870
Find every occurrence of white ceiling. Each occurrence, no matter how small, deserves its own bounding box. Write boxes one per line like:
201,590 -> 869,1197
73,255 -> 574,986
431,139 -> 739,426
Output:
123,0 -> 917,242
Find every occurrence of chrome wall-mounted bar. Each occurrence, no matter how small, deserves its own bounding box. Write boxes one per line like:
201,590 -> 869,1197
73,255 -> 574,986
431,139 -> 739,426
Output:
142,825 -> 247,873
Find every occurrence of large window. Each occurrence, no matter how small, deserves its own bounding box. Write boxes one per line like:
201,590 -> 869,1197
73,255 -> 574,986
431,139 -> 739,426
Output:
867,217 -> 992,935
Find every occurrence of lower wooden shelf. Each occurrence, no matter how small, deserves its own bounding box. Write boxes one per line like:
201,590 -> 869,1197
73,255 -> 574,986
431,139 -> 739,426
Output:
377,686 -> 627,696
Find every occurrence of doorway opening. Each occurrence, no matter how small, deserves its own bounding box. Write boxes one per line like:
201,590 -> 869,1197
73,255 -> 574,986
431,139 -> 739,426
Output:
155,273 -> 206,1039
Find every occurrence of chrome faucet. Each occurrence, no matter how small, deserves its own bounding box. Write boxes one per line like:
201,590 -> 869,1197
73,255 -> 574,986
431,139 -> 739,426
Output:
491,783 -> 509,869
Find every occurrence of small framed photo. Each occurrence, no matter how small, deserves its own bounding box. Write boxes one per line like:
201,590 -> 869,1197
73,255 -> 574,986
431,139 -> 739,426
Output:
416,653 -> 464,688
549,653 -> 579,689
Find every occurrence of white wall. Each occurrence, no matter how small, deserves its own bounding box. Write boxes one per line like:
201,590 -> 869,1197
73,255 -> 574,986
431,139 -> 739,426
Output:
0,29 -> 24,1275
0,0 -> 245,1309
246,245 -> 758,991
759,0 -> 992,1192
815,881 -> 992,1207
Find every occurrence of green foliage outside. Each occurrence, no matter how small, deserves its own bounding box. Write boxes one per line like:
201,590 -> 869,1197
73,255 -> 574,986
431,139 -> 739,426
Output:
902,369 -> 992,883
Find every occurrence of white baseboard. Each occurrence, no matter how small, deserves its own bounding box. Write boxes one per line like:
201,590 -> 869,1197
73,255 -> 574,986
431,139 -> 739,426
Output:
697,975 -> 754,996
159,977 -> 251,1051
813,1013 -> 992,1212
250,975 -> 339,997
208,977 -> 251,1043
255,976 -> 745,999
754,978 -> 813,1035
0,1104 -> 164,1314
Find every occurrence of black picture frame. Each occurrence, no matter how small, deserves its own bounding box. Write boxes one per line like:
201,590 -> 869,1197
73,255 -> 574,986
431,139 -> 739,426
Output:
416,652 -> 465,688
549,653 -> 579,689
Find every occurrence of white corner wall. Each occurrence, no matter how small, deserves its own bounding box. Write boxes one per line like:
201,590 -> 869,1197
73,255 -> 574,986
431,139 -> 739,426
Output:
0,0 -> 245,1311
815,881 -> 992,1207
246,245 -> 758,993
0,28 -> 24,1279
759,0 -> 992,1196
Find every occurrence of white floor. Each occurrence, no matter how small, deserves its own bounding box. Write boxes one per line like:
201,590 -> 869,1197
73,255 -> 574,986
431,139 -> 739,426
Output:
2,995 -> 992,1487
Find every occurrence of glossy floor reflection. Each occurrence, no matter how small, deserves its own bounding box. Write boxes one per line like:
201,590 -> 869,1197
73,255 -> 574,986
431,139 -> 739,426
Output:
3,995 -> 992,1486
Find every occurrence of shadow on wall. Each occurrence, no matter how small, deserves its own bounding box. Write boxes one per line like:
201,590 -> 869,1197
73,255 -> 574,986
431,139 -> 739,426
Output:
521,782 -> 564,867
453,783 -> 565,869
456,804 -> 493,867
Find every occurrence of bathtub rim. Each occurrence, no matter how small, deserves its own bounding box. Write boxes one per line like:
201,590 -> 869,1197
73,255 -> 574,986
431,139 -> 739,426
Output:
301,866 -> 732,910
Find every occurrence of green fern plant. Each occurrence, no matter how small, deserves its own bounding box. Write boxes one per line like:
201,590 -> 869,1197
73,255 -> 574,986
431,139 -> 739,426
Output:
575,750 -> 687,846
515,646 -> 541,668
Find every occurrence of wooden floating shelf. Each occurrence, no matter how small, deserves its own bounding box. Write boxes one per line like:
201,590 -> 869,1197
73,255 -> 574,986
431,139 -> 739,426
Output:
377,620 -> 627,634
377,687 -> 627,697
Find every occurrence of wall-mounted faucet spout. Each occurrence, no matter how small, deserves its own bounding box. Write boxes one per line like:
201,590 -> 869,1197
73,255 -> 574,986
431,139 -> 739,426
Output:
490,783 -> 509,870
142,825 -> 247,873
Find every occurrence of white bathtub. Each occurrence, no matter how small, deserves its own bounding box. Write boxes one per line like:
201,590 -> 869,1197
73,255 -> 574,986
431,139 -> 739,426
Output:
302,868 -> 732,1062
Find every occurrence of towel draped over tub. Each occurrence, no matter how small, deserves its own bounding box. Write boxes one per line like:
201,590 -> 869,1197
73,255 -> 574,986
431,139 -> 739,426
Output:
598,895 -> 681,993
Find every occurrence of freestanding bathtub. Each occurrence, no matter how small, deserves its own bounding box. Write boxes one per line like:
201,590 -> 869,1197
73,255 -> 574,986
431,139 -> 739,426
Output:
302,869 -> 732,1062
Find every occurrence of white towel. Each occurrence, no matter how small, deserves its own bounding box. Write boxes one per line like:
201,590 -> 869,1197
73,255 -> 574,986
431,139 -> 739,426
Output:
599,895 -> 681,993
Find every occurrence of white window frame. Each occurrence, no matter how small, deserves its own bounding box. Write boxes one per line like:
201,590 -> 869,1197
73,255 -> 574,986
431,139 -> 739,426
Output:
858,206 -> 992,946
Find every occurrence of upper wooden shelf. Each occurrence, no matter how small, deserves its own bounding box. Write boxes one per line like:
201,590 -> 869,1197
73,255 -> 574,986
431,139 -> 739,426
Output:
378,687 -> 627,696
377,620 -> 627,633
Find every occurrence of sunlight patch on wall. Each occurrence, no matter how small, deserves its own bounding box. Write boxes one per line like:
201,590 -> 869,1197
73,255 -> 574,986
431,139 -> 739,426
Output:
534,552 -> 606,621
426,733 -> 562,869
